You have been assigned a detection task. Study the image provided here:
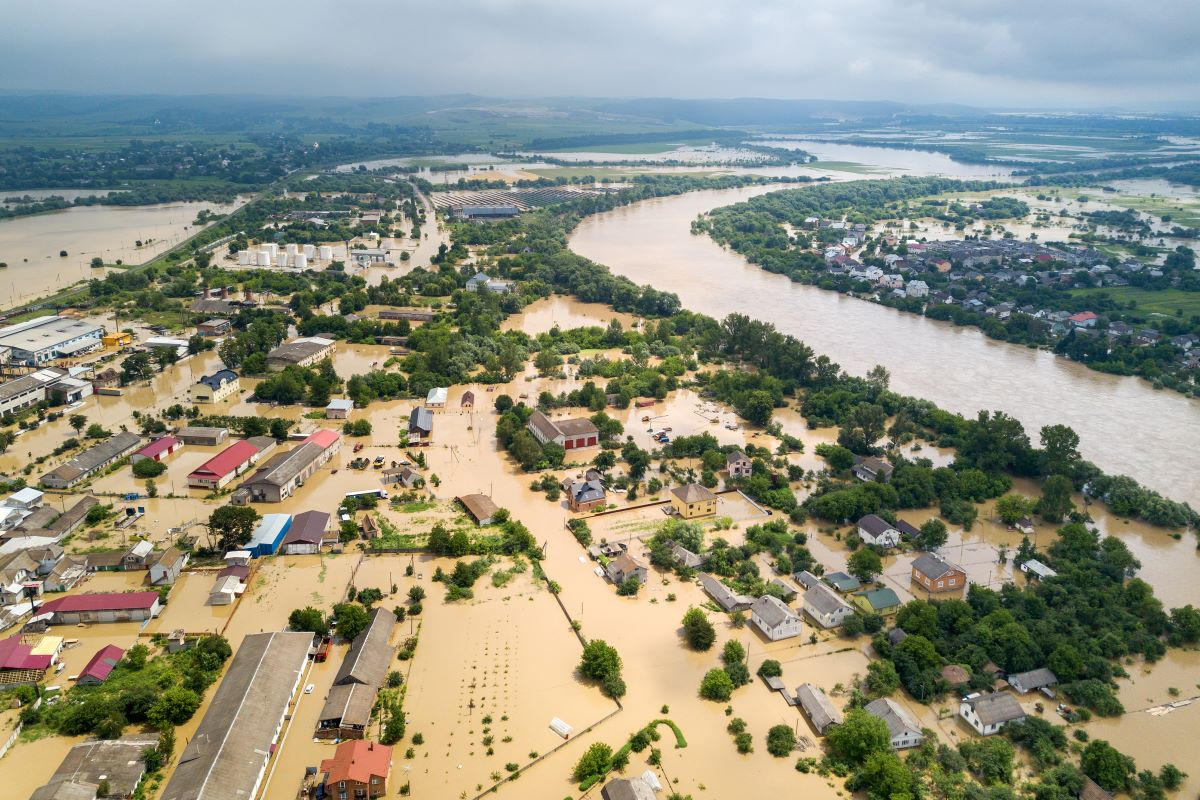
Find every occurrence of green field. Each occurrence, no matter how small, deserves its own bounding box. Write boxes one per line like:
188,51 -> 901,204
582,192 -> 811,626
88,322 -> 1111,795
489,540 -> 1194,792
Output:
1110,194 -> 1200,227
1071,286 -> 1200,317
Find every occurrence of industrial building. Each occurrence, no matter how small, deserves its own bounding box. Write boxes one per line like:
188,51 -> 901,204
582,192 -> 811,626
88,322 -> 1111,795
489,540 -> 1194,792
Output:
246,514 -> 292,557
0,316 -> 103,365
280,510 -> 331,555
39,431 -> 141,489
266,336 -> 335,370
236,429 -> 340,503
187,437 -> 274,489
176,426 -> 229,446
32,591 -> 161,625
160,631 -> 312,800
31,733 -> 159,800
0,367 -> 94,416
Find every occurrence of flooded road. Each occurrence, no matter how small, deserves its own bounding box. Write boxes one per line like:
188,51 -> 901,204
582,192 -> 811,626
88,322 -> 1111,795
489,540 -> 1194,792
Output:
569,186 -> 1200,501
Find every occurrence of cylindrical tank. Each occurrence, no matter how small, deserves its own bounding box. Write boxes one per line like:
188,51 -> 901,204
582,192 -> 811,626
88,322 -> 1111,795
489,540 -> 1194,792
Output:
265,242 -> 279,257
238,251 -> 251,266
319,246 -> 333,261
294,254 -> 308,270
256,250 -> 272,267
275,253 -> 288,267
303,244 -> 316,258
285,243 -> 298,256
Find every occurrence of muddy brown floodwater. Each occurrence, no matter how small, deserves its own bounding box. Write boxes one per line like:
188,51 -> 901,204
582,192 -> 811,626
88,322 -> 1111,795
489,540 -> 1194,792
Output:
569,186 -> 1200,502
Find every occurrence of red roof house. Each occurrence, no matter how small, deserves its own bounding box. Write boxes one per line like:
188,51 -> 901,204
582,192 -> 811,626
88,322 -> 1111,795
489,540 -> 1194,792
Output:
320,740 -> 392,797
36,591 -> 161,624
131,436 -> 182,463
77,644 -> 125,685
304,428 -> 341,451
1068,311 -> 1098,327
0,634 -> 53,672
187,440 -> 261,489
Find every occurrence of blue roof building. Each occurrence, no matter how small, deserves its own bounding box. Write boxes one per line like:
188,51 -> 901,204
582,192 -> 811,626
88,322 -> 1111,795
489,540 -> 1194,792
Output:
247,513 -> 292,557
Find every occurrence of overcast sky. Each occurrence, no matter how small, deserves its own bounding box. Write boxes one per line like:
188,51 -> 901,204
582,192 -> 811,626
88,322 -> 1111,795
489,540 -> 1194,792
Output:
6,0 -> 1198,109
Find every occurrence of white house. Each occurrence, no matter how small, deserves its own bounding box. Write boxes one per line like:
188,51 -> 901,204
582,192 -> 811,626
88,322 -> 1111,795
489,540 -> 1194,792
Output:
802,583 -> 856,629
1007,668 -> 1058,695
959,693 -> 1026,736
857,514 -> 901,548
864,698 -> 924,750
426,387 -> 448,408
750,595 -> 802,641
906,280 -> 930,298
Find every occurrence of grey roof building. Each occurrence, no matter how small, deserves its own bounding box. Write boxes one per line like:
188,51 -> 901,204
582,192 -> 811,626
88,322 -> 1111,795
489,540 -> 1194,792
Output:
39,431 -> 141,489
31,733 -> 160,800
864,697 -> 924,750
335,607 -> 396,687
960,692 -> 1026,735
698,573 -> 754,612
795,683 -> 843,734
802,583 -> 856,629
159,631 -> 312,800
669,541 -> 705,570
1007,668 -> 1058,694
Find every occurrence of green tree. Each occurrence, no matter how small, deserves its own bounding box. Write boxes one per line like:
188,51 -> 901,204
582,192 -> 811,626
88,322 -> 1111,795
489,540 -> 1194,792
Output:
699,668 -> 734,701
866,659 -> 900,696
995,494 -> 1035,525
287,606 -> 328,635
722,639 -> 746,665
579,639 -> 624,699
914,518 -> 948,550
207,505 -> 260,551
1036,475 -> 1075,523
572,742 -> 613,782
847,548 -> 882,583
148,687 -> 201,728
826,708 -> 891,767
1081,740 -> 1134,793
682,607 -> 716,651
959,737 -> 1015,785
765,724 -> 797,757
332,602 -> 370,642
736,390 -> 775,427
853,751 -> 917,799
68,414 -> 87,434
133,459 -> 167,478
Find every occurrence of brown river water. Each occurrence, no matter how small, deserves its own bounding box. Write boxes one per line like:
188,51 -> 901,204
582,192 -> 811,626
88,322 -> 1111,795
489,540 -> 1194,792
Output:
569,186 -> 1200,502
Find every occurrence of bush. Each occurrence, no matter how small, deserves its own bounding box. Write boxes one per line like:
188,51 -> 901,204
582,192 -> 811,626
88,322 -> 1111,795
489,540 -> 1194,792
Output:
132,459 -> 167,478
766,724 -> 797,757
734,731 -> 754,753
572,742 -> 613,782
700,668 -> 735,701
756,659 -> 782,678
682,607 -> 716,651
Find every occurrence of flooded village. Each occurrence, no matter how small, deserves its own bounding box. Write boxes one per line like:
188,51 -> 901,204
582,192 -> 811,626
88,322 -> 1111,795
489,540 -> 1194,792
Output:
0,130 -> 1195,800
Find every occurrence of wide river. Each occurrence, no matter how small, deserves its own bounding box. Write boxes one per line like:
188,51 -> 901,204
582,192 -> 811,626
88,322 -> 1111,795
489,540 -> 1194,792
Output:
570,185 -> 1200,502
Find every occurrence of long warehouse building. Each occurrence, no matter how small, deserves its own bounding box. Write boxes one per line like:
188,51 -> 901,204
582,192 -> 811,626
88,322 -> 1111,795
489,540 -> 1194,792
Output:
159,631 -> 312,800
0,316 -> 103,365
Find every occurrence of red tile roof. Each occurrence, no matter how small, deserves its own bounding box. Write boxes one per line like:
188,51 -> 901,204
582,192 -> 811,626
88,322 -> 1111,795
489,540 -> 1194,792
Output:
79,644 -> 124,682
0,634 -> 52,671
320,740 -> 392,786
1068,311 -> 1098,322
304,429 -> 340,450
135,436 -> 180,459
189,440 -> 260,480
38,591 -> 159,614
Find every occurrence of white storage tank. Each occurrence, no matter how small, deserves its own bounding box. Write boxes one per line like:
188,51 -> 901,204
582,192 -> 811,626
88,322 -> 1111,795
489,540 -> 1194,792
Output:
319,246 -> 333,261
285,243 -> 298,256
275,253 -> 288,267
256,250 -> 272,267
265,242 -> 279,257
238,251 -> 251,266
294,253 -> 308,270
303,244 -> 316,258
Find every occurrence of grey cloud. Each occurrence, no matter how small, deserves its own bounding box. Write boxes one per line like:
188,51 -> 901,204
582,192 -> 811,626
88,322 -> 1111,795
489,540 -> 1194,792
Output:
3,0 -> 1197,108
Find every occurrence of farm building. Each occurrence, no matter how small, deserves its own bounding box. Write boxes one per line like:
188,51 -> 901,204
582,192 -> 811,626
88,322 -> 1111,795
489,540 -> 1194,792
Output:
159,631 -> 312,800
33,592 -> 161,625
246,514 -> 292,557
